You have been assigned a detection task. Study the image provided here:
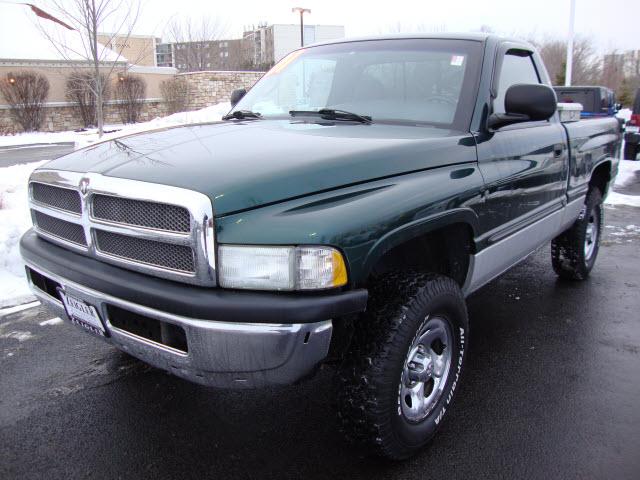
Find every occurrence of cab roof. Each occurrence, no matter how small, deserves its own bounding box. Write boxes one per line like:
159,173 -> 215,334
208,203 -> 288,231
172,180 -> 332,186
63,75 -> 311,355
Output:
303,32 -> 537,52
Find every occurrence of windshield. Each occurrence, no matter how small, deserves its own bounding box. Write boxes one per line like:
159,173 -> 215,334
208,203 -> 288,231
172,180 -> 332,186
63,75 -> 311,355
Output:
231,38 -> 482,128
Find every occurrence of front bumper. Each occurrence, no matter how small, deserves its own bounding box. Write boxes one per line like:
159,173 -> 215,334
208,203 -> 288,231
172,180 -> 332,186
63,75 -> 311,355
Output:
21,230 -> 368,388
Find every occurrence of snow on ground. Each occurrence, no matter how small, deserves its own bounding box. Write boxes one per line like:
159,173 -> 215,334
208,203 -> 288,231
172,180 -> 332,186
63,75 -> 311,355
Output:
0,160 -> 47,307
605,191 -> 640,208
616,108 -> 632,122
0,102 -> 231,149
39,317 -> 63,326
605,159 -> 640,207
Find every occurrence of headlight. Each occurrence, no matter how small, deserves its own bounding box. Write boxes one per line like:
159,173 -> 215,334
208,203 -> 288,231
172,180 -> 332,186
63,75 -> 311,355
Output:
218,245 -> 348,291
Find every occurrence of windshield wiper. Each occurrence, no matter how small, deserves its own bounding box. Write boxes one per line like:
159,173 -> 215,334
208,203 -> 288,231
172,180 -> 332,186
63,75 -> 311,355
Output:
222,110 -> 262,120
289,109 -> 372,124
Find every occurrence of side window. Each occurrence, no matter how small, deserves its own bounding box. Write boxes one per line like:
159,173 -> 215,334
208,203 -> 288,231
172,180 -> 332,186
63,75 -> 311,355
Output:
494,52 -> 540,113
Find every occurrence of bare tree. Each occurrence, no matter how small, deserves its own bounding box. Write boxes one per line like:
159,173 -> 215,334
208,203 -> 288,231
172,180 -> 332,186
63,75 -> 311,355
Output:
530,36 -> 601,85
0,71 -> 50,131
35,0 -> 141,136
160,77 -> 190,114
65,71 -> 110,127
114,74 -> 146,123
165,16 -> 229,72
623,50 -> 640,97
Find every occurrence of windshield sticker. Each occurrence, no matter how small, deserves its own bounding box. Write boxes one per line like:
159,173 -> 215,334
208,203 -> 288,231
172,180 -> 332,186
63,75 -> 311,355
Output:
450,55 -> 465,67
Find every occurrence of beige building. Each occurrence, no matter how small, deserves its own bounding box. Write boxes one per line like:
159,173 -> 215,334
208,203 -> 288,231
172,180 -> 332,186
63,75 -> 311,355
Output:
97,33 -> 159,67
0,3 -> 177,131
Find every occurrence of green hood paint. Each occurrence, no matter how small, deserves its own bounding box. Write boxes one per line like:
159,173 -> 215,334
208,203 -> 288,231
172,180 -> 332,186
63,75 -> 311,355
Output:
43,120 -> 474,216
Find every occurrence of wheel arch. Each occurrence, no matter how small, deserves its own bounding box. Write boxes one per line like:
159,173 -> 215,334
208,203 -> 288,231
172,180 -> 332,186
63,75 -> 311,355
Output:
360,208 -> 479,287
590,160 -> 612,196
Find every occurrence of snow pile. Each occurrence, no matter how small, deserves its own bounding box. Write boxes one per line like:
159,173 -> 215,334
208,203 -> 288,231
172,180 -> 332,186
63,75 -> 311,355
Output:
616,108 -> 632,122
89,102 -> 232,148
126,102 -> 231,130
613,159 -> 639,189
0,161 -> 47,307
0,102 -> 231,150
605,160 -> 640,208
606,191 -> 640,208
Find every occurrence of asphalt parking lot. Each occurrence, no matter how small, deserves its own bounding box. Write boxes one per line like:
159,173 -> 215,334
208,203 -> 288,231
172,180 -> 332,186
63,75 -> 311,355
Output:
1,202 -> 639,480
0,143 -> 75,167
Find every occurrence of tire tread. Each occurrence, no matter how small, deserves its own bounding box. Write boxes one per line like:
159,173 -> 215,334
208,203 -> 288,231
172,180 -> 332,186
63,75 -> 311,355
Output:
335,272 -> 466,459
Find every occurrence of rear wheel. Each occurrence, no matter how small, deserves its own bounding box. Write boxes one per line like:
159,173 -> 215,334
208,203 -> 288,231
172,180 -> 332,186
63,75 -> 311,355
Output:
624,142 -> 638,161
551,188 -> 603,280
336,273 -> 468,459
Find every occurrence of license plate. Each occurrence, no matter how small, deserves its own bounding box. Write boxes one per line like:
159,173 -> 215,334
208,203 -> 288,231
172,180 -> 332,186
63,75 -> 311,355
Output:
627,126 -> 639,133
58,290 -> 106,336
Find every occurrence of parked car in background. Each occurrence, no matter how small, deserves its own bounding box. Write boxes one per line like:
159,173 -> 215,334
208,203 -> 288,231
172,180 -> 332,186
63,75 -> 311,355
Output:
623,88 -> 640,160
21,34 -> 621,459
553,86 -> 620,118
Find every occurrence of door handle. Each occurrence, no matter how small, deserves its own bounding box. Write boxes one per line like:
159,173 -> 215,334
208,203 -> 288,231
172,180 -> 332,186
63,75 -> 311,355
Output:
553,144 -> 564,157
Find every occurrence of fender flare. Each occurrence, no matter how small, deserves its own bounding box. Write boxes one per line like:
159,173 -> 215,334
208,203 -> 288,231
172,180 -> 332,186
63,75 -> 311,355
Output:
360,208 -> 480,281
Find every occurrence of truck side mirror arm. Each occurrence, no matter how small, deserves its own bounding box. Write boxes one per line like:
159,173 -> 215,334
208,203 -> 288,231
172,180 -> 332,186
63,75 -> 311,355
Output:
487,112 -> 530,130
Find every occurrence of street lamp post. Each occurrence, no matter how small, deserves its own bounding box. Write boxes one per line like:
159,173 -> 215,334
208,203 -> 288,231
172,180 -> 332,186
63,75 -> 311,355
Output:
565,0 -> 576,86
292,7 -> 311,47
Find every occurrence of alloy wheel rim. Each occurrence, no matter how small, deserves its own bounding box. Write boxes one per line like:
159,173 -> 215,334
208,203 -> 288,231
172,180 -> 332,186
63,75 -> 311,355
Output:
399,316 -> 453,423
584,207 -> 599,261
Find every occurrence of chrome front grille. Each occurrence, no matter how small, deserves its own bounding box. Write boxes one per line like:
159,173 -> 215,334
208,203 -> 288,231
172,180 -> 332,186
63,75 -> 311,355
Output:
28,170 -> 216,286
34,211 -> 87,246
95,230 -> 195,273
92,194 -> 191,232
31,182 -> 82,214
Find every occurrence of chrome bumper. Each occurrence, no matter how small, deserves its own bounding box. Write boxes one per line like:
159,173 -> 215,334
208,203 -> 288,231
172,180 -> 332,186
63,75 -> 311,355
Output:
26,262 -> 333,389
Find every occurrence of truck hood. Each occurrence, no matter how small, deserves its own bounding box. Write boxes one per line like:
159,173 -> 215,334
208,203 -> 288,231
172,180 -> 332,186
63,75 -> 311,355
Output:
44,120 -> 474,216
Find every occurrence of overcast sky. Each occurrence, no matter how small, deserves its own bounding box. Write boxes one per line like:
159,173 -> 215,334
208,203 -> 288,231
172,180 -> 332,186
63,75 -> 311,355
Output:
132,0 -> 638,52
0,0 -> 636,54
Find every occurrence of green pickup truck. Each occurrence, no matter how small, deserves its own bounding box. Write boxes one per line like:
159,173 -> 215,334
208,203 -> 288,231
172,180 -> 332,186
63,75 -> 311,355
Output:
21,34 -> 621,459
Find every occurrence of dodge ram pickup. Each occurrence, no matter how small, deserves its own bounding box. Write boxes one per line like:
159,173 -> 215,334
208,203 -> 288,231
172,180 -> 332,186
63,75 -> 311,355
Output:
21,34 -> 621,459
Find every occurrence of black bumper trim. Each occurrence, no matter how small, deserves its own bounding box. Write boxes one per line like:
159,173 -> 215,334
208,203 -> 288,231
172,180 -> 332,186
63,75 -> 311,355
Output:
21,230 -> 368,324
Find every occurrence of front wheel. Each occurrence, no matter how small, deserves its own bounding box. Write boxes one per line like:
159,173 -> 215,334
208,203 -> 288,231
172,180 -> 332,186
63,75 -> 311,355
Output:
336,273 -> 469,459
551,188 -> 603,280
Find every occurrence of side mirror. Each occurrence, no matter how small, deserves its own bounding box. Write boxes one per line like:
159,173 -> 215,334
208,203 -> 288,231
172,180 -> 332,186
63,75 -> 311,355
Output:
615,103 -> 622,113
230,88 -> 247,108
488,84 -> 557,130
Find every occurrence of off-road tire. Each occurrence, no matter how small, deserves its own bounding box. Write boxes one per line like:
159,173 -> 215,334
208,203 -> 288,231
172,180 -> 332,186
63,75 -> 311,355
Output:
335,272 -> 469,460
551,188 -> 603,280
623,142 -> 638,161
